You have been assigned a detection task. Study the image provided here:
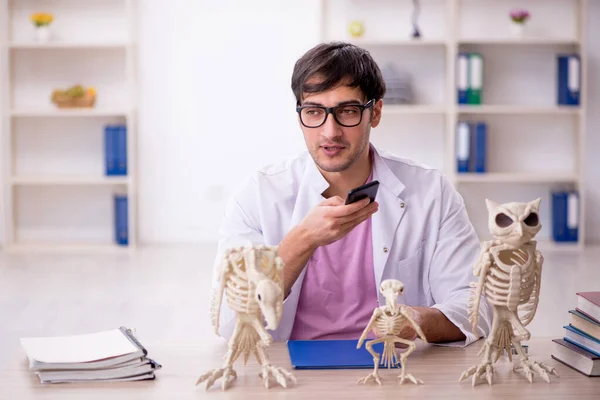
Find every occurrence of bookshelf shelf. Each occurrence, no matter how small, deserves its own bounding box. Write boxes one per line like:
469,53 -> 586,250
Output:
348,39 -> 448,47
9,42 -> 130,50
5,242 -> 132,254
320,0 -> 588,248
10,109 -> 132,118
457,105 -> 581,115
10,175 -> 131,186
383,105 -> 446,115
455,172 -> 579,184
458,38 -> 581,46
0,0 -> 137,250
536,239 -> 583,252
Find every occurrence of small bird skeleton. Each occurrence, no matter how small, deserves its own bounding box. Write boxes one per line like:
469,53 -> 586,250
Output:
356,279 -> 428,385
459,198 -> 559,386
196,243 -> 296,391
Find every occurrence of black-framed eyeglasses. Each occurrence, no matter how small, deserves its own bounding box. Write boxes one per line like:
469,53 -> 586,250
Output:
296,99 -> 375,128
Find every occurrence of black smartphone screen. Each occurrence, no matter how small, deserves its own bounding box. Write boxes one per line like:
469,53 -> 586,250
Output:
345,180 -> 380,205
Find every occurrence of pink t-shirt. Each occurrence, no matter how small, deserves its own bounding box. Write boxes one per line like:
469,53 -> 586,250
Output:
289,171 -> 379,341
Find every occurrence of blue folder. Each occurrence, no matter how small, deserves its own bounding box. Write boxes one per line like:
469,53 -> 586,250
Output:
557,54 -> 580,106
456,52 -> 469,105
287,339 -> 401,370
456,121 -> 470,173
473,121 -> 487,173
114,194 -> 129,246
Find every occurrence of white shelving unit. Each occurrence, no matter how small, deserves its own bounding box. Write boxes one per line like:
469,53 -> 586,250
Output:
320,0 -> 588,250
0,0 -> 138,251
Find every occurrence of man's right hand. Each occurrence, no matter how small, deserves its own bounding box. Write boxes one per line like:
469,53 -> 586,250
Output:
278,195 -> 378,298
300,196 -> 378,248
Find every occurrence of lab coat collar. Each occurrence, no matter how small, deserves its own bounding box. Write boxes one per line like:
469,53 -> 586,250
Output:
305,143 -> 407,198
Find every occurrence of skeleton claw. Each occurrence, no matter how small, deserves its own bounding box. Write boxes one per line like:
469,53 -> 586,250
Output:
513,360 -> 559,383
258,364 -> 297,389
357,371 -> 382,385
260,336 -> 272,347
459,363 -> 494,386
398,372 -> 423,385
196,367 -> 237,391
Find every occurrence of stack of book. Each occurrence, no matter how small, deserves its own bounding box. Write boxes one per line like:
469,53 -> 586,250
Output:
20,326 -> 161,383
380,63 -> 413,104
551,292 -> 600,377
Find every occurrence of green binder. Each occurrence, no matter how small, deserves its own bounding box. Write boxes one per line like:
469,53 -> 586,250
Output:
468,53 -> 483,105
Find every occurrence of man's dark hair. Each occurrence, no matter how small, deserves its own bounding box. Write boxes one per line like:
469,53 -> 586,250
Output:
291,42 -> 386,104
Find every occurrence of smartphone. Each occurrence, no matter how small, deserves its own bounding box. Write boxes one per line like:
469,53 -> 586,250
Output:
345,180 -> 380,205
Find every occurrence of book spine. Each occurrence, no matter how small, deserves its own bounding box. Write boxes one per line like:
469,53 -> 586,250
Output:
473,121 -> 487,173
564,326 -> 600,356
117,124 -> 128,175
557,54 -> 581,106
104,125 -> 117,176
567,190 -> 579,242
114,194 -> 129,246
468,53 -> 483,105
552,191 -> 567,242
456,121 -> 470,173
457,52 -> 469,104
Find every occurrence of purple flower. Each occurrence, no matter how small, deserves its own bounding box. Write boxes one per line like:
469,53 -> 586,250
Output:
510,8 -> 530,23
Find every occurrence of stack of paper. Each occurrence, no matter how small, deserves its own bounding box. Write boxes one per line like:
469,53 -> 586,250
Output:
20,326 -> 161,383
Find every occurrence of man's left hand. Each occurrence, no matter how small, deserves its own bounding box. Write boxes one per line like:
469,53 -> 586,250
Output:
394,306 -> 421,348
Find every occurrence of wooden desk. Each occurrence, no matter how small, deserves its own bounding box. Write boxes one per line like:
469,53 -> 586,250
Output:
2,337 -> 598,399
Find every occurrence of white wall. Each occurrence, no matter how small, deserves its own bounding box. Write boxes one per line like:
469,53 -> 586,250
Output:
137,0 -> 317,243
137,0 -> 600,245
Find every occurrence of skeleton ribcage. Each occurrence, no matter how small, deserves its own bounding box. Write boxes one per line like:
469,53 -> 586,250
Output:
485,247 -> 536,311
375,311 -> 404,336
224,263 -> 260,317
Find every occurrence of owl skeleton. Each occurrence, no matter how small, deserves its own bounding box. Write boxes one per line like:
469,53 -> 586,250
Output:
459,198 -> 559,386
356,279 -> 428,386
196,243 -> 296,391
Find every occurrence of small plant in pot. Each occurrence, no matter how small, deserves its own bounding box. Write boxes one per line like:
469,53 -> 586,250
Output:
509,8 -> 530,37
30,12 -> 54,42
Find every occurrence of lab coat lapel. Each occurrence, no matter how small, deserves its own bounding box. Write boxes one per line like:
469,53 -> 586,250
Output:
370,146 -> 407,299
273,154 -> 328,341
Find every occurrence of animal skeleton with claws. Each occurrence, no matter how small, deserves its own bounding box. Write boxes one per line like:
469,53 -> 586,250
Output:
356,279 -> 427,385
196,243 -> 297,391
459,198 -> 559,386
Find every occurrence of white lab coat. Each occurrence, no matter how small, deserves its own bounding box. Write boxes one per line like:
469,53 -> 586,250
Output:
211,144 -> 492,347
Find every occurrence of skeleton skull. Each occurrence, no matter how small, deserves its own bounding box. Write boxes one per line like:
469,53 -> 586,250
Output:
486,198 -> 542,248
254,279 -> 283,330
380,279 -> 404,309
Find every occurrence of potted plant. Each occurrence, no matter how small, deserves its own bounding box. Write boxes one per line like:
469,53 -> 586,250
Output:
509,8 -> 530,37
30,12 -> 54,42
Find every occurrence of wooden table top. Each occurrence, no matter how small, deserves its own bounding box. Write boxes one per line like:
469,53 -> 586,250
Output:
2,337 -> 599,399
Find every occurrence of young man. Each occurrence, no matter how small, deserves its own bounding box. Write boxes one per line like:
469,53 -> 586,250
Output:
212,42 -> 492,347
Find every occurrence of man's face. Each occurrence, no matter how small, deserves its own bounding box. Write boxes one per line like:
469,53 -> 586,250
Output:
298,84 -> 382,173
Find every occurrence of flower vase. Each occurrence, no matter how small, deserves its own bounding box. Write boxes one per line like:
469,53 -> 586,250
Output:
510,22 -> 525,38
35,26 -> 51,43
